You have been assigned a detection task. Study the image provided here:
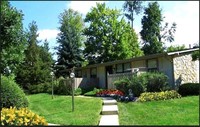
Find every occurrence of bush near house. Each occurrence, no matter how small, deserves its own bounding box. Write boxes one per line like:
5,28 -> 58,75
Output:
1,75 -> 29,108
178,83 -> 200,96
137,90 -> 181,102
113,72 -> 170,97
1,107 -> 47,126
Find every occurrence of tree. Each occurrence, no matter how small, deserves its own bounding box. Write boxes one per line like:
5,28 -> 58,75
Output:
140,2 -> 177,55
0,1 -> 27,75
55,9 -> 84,78
140,2 -> 164,55
84,3 -> 143,64
123,0 -> 144,28
166,44 -> 186,52
15,21 -> 53,89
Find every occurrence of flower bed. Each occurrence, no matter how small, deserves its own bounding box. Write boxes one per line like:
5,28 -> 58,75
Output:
1,107 -> 48,126
96,89 -> 124,97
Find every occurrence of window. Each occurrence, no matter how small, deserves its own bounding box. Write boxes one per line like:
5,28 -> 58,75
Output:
75,70 -> 82,78
116,63 -> 131,73
124,63 -> 131,72
116,64 -> 123,73
147,59 -> 158,72
90,68 -> 97,78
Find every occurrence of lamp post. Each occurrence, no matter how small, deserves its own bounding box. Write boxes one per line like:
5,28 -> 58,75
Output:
70,69 -> 75,112
50,72 -> 54,99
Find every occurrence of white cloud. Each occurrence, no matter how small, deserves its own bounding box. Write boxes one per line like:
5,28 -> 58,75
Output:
37,29 -> 59,41
67,1 -> 107,15
162,1 -> 199,48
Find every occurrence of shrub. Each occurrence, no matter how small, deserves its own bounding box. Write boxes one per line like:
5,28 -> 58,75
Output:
74,88 -> 82,96
129,76 -> 144,97
84,88 -> 103,96
178,83 -> 200,96
139,72 -> 169,92
54,77 -> 72,95
1,107 -> 48,126
137,90 -> 181,102
1,76 -> 29,108
113,78 -> 129,94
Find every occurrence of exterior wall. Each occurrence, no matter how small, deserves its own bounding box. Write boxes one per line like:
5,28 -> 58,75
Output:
97,66 -> 106,88
158,56 -> 174,87
173,53 -> 199,88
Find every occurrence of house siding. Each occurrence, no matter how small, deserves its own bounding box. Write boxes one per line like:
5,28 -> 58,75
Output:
173,53 -> 199,88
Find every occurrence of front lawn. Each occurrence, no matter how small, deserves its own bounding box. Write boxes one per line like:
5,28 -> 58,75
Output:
118,96 -> 199,125
27,93 -> 102,125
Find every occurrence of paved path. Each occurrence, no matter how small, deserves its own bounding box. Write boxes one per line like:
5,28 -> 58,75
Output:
99,97 -> 119,126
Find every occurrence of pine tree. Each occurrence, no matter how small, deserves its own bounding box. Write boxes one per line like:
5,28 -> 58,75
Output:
140,2 -> 164,55
55,9 -> 84,77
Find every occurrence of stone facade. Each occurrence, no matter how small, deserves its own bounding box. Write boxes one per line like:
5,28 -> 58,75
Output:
173,53 -> 199,87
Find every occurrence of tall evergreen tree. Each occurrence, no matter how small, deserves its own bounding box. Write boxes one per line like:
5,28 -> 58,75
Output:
55,9 -> 84,78
123,0 -> 144,28
15,21 -> 53,89
84,3 -> 143,64
140,2 -> 164,55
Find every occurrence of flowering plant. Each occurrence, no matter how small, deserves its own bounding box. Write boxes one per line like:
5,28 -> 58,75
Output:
96,89 -> 124,97
137,90 -> 181,102
1,107 -> 48,126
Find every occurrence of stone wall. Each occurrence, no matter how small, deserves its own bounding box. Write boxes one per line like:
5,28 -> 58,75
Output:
173,53 -> 199,88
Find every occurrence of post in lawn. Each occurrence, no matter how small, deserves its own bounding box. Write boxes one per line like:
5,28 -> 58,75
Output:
50,71 -> 54,99
70,68 -> 75,112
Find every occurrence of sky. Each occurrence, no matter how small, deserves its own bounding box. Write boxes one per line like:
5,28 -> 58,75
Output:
10,1 -> 199,60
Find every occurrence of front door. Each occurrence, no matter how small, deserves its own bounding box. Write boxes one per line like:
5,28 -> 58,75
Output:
105,66 -> 113,89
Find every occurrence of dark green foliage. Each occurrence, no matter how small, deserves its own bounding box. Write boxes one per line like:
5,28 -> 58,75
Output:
139,72 -> 169,92
27,82 -> 52,94
140,2 -> 164,55
84,3 -> 143,65
114,72 -> 169,96
55,9 -> 84,77
129,76 -> 144,97
54,78 -> 72,95
15,21 -> 53,91
178,83 -> 200,96
192,50 -> 199,61
123,0 -> 144,28
1,75 -> 29,108
113,78 -> 130,94
1,1 -> 27,74
113,77 -> 143,97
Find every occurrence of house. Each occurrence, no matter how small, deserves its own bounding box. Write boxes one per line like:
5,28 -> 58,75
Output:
72,48 -> 199,90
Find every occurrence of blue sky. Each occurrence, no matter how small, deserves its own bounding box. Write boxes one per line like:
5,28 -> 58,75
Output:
10,1 -> 199,60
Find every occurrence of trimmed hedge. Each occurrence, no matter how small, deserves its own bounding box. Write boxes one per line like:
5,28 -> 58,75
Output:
1,76 -> 29,108
178,83 -> 200,96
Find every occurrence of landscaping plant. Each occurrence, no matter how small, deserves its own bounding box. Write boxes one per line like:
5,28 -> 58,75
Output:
1,75 -> 29,108
178,83 -> 200,96
1,107 -> 47,126
137,90 -> 181,102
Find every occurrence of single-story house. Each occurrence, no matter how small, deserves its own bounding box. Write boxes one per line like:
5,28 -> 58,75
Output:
72,48 -> 199,90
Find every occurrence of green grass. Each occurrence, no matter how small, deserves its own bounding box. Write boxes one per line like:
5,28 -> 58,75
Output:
27,93 -> 102,125
118,96 -> 199,125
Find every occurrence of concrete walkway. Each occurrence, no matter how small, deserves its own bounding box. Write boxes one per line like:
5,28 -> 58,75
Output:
99,97 -> 119,126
